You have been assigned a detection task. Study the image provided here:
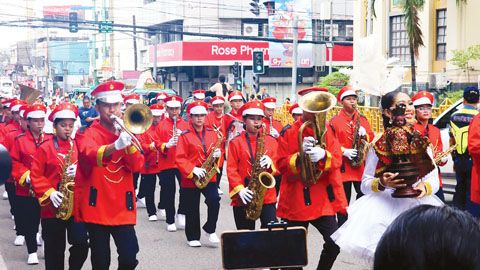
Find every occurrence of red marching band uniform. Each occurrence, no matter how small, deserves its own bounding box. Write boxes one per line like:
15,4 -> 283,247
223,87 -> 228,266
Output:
30,103 -> 89,269
469,112 -> 480,204
154,95 -> 189,230
74,81 -> 144,269
277,87 -> 347,270
137,103 -> 165,220
261,97 -> 283,137
175,101 -> 221,247
11,104 -> 52,264
328,86 -> 374,224
227,100 -> 279,229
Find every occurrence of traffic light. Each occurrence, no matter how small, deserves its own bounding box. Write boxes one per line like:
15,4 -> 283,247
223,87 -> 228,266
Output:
235,78 -> 242,90
69,12 -> 78,33
250,0 -> 260,16
232,62 -> 240,79
253,75 -> 260,93
297,73 -> 303,84
252,51 -> 264,74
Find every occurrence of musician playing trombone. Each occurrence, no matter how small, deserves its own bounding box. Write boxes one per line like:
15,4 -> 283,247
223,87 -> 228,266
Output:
328,86 -> 374,226
30,103 -> 88,270
277,87 -> 347,270
227,100 -> 279,230
175,101 -> 221,248
75,81 -> 144,270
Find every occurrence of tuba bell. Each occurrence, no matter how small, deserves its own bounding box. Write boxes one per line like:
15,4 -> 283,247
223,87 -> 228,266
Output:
297,91 -> 336,187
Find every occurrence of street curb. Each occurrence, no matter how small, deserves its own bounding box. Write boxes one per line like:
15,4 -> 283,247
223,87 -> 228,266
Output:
0,251 -> 7,270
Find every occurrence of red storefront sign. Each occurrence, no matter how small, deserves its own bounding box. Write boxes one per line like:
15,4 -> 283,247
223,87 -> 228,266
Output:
326,44 -> 353,62
149,41 -> 270,64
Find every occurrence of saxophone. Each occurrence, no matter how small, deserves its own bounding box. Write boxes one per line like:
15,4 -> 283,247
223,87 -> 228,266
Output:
194,125 -> 224,189
56,140 -> 75,221
245,123 -> 276,221
350,107 -> 367,167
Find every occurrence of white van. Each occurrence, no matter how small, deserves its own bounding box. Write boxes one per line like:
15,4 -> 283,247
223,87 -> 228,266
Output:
0,78 -> 14,98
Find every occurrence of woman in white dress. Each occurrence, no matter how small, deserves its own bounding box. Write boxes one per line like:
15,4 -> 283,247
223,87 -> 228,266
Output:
331,91 -> 443,260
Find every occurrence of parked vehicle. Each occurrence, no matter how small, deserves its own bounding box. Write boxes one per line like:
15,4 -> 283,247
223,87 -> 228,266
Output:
0,78 -> 15,98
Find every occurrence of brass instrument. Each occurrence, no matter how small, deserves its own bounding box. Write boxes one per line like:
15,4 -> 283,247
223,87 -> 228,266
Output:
112,103 -> 153,154
56,140 -> 75,220
194,125 -> 224,189
350,106 -> 367,167
434,144 -> 456,165
269,116 -> 273,135
245,123 -> 276,221
172,116 -> 178,140
297,91 -> 336,187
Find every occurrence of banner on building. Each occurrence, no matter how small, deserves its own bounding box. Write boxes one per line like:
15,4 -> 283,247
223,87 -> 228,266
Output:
268,0 -> 313,68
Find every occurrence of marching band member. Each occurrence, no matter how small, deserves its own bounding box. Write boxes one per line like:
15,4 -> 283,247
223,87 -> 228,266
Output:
176,101 -> 221,247
205,96 -> 227,195
11,103 -> 52,265
48,96 -> 57,111
156,93 -> 168,106
137,103 -> 165,221
277,87 -> 347,270
30,103 -> 88,270
227,100 -> 279,230
0,99 -> 25,141
328,86 -> 374,225
192,89 -> 206,101
124,94 -> 141,107
75,81 -> 144,269
3,104 -> 29,246
261,97 -> 283,139
155,95 -> 188,231
289,103 -> 303,122
227,90 -> 244,120
412,91 -> 447,201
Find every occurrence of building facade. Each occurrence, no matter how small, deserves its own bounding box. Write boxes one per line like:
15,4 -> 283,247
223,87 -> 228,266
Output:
354,0 -> 480,91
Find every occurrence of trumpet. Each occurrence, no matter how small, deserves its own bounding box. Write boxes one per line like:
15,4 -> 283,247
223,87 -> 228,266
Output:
112,103 -> 153,154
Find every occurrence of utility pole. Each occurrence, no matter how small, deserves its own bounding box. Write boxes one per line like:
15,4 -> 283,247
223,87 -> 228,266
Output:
92,0 -> 98,85
133,15 -> 138,71
152,34 -> 157,82
329,0 -> 333,74
290,16 -> 298,102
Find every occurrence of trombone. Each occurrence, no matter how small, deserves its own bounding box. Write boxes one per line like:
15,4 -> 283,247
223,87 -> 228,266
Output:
112,103 -> 153,154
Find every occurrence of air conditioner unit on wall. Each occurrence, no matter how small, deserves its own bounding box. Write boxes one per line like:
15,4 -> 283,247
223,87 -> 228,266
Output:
243,23 -> 259,37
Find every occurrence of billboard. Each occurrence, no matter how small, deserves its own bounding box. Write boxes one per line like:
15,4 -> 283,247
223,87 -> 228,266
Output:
43,6 -> 85,21
269,0 -> 313,68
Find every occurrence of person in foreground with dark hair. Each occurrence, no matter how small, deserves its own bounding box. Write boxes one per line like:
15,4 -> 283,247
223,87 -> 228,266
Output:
374,205 -> 480,270
331,91 -> 443,260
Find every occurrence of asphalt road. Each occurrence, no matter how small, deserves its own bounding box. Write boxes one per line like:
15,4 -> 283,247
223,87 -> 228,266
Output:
0,177 -> 371,270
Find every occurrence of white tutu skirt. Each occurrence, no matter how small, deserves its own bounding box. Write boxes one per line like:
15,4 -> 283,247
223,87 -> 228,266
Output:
331,191 -> 443,260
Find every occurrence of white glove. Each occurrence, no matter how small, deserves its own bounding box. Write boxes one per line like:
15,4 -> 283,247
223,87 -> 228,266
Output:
165,136 -> 178,149
192,167 -> 206,178
25,175 -> 31,184
50,191 -> 64,208
302,136 -> 316,150
358,126 -> 367,137
238,188 -> 253,204
212,148 -> 221,158
343,148 -> 358,160
114,131 -> 133,150
305,146 -> 326,163
111,115 -> 124,130
259,155 -> 272,169
176,129 -> 182,136
270,128 -> 280,138
66,164 -> 77,177
440,156 -> 448,164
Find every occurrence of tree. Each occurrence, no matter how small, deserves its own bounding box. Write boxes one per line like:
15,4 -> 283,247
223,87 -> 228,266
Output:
450,45 -> 480,82
318,71 -> 350,97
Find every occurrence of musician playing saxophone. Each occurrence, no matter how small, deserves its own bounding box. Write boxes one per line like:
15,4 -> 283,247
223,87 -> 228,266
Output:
175,101 -> 221,247
412,91 -> 447,201
30,103 -> 88,269
227,101 -> 279,230
328,86 -> 374,225
277,87 -> 347,270
11,104 -> 53,265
